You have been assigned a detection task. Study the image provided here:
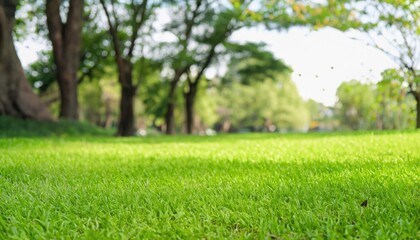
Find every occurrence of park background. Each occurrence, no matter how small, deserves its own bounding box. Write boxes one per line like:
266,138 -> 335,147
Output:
1,0 -> 419,136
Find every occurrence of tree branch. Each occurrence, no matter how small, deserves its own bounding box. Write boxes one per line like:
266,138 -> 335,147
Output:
46,0 -> 64,61
127,0 -> 149,59
99,0 -> 122,60
64,0 -> 84,46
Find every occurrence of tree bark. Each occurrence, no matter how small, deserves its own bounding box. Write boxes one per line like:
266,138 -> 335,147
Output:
164,68 -> 190,135
0,1 -> 52,120
165,102 -> 175,134
183,44 -> 216,135
184,93 -> 194,134
163,1 -> 204,135
100,0 -> 150,137
165,77 -> 179,135
416,93 -> 420,129
184,82 -> 198,134
116,59 -> 136,136
103,97 -> 113,128
46,0 -> 84,120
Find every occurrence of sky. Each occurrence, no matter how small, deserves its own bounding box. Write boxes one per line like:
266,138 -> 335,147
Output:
230,26 -> 397,106
16,26 -> 396,107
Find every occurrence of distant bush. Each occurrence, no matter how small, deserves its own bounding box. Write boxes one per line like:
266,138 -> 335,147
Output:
0,116 -> 113,137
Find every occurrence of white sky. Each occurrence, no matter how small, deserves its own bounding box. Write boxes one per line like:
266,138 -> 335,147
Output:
231,26 -> 397,106
16,26 -> 396,106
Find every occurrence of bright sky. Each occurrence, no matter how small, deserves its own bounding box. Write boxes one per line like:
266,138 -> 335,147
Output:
231,26 -> 397,106
16,26 -> 396,106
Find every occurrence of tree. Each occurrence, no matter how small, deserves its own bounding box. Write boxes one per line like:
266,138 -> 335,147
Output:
306,99 -> 336,131
335,80 -> 376,130
261,0 -> 361,31
99,0 -> 157,136
223,42 -> 289,85
347,0 -> 420,128
0,0 -> 51,120
182,5 -> 243,134
193,82 -> 219,133
375,69 -> 416,130
162,0 -> 253,134
46,0 -> 84,120
26,12 -> 114,111
217,44 -> 307,132
161,0 -> 205,135
218,77 -> 308,132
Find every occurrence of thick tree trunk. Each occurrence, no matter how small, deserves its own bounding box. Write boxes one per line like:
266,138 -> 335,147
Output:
46,0 -> 84,120
116,59 -> 136,136
117,86 -> 136,136
57,67 -> 79,119
0,1 -> 52,120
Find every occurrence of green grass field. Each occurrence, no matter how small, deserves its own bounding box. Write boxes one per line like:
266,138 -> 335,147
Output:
1,132 -> 419,239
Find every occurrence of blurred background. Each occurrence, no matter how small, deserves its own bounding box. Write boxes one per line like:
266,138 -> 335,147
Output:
1,0 -> 419,136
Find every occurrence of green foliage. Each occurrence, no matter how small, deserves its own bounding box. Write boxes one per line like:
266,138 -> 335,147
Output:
376,69 -> 416,129
260,0 -> 362,31
335,75 -> 416,131
139,75 -> 168,125
136,59 -> 167,125
335,80 -> 377,130
218,44 -> 307,132
224,42 -> 290,85
26,51 -> 56,93
79,80 -> 104,125
347,0 -> 420,121
98,0 -> 161,62
306,99 -> 337,131
161,0 -> 252,75
17,0 -> 419,133
219,76 -> 309,131
79,23 -> 114,84
25,6 -> 114,93
0,132 -> 418,238
193,81 -> 220,129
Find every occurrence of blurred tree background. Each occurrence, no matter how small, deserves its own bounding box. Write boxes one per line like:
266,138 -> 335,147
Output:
0,0 -> 418,136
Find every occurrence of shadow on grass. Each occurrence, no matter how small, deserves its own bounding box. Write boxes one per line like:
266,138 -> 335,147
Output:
1,116 -> 418,142
0,116 -> 113,138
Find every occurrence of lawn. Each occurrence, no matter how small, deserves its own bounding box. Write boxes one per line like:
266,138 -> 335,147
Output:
0,132 -> 419,239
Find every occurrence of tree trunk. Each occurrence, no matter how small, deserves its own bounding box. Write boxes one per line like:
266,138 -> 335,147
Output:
184,83 -> 198,135
165,101 -> 175,135
182,44 -> 217,135
46,0 -> 84,120
165,83 -> 176,135
165,73 -> 183,135
0,1 -> 52,120
117,86 -> 136,136
221,119 -> 231,132
116,59 -> 136,136
57,67 -> 79,119
416,93 -> 420,129
103,97 -> 113,128
184,92 -> 194,134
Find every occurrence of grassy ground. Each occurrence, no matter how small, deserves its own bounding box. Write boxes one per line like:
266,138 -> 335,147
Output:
0,131 -> 419,239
